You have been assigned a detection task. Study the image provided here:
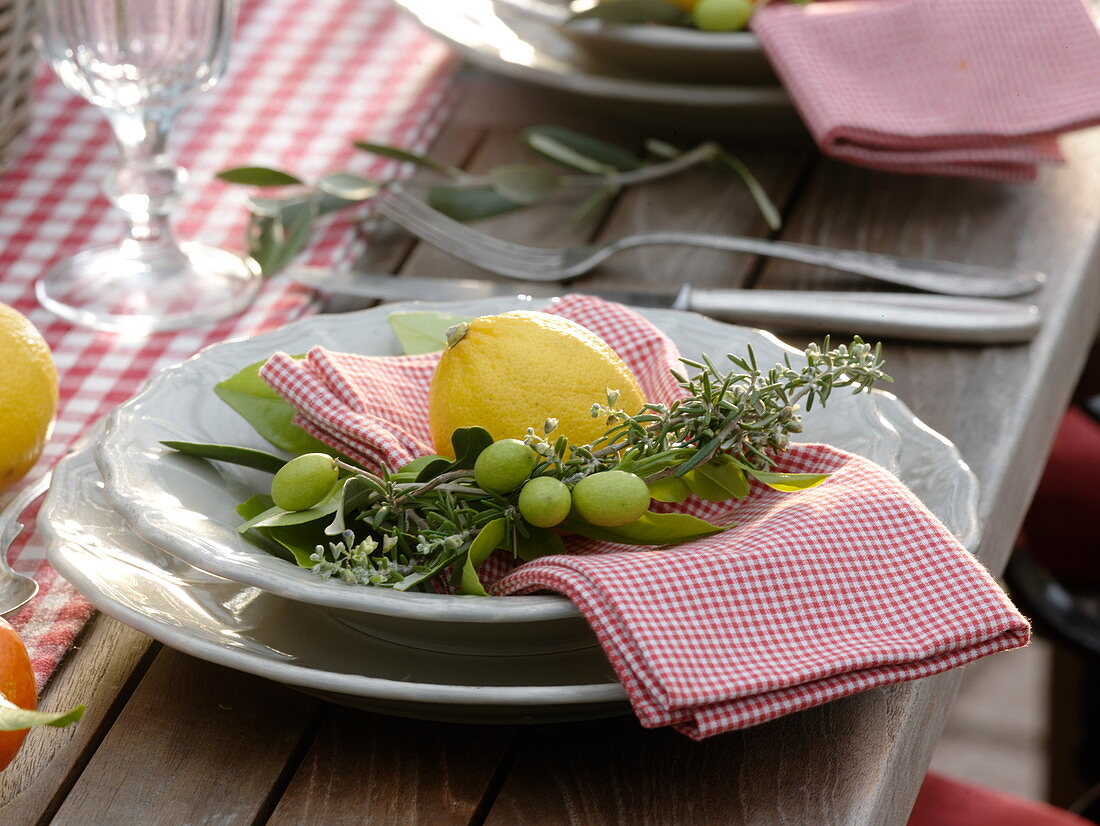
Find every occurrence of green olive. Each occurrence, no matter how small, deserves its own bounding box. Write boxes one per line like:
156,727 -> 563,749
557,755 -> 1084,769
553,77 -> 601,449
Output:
474,439 -> 536,494
518,476 -> 572,528
571,470 -> 651,527
271,453 -> 339,511
692,0 -> 753,32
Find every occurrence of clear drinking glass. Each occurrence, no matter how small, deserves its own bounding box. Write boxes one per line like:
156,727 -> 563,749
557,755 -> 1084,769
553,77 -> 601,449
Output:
35,0 -> 259,334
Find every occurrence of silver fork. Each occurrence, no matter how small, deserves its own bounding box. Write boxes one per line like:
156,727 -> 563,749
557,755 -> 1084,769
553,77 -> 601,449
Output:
378,190 -> 1044,298
0,473 -> 47,616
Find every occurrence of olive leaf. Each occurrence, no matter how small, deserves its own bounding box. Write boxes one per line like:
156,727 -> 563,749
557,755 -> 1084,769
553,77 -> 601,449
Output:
353,141 -> 461,178
388,311 -> 473,355
713,150 -> 782,232
393,454 -> 451,483
0,692 -> 85,733
561,510 -> 728,545
514,527 -> 565,562
488,164 -> 560,206
745,468 -> 830,492
449,427 -> 495,470
524,125 -> 642,173
685,455 -> 750,501
568,0 -> 687,26
646,476 -> 691,503
316,172 -> 381,201
427,186 -> 522,221
324,476 -> 377,536
414,457 -> 453,483
246,195 -> 319,276
459,518 -> 508,596
237,495 -> 316,567
217,166 -> 303,187
237,480 -> 344,532
160,441 -> 288,474
214,358 -> 334,456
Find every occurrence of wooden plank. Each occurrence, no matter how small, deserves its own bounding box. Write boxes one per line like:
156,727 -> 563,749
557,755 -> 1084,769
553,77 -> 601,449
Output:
0,614 -> 156,826
581,143 -> 814,291
268,712 -> 517,825
49,650 -> 322,825
485,131 -> 1100,825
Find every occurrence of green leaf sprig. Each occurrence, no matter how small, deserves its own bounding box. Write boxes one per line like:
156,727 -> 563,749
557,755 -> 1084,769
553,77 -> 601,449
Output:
216,126 -> 782,276
164,335 -> 888,596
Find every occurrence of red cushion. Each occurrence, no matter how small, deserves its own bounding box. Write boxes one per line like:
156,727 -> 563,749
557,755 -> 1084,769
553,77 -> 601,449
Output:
908,773 -> 1093,826
1022,406 -> 1100,588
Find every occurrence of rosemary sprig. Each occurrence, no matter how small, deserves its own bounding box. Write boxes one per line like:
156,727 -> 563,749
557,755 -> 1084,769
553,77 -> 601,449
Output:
284,338 -> 889,591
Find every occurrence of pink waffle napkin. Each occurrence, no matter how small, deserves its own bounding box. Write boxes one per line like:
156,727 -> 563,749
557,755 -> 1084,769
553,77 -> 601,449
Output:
750,0 -> 1100,180
260,295 -> 1029,737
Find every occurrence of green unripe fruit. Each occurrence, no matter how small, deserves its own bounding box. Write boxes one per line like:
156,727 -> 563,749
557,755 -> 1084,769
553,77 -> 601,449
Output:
271,453 -> 339,511
571,470 -> 651,527
692,0 -> 753,32
474,439 -> 536,494
518,476 -> 572,528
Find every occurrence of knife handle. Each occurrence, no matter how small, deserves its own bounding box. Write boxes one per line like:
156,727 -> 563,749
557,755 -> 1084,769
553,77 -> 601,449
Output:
679,287 -> 1041,344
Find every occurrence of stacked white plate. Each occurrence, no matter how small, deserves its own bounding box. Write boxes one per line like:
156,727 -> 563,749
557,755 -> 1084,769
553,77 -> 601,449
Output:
391,0 -> 801,133
39,297 -> 981,723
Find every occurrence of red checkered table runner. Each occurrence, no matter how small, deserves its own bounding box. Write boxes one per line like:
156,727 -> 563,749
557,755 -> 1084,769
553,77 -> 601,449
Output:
0,0 -> 456,688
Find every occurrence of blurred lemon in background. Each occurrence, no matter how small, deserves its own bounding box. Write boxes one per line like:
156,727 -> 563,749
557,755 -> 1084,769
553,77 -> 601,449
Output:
0,304 -> 58,494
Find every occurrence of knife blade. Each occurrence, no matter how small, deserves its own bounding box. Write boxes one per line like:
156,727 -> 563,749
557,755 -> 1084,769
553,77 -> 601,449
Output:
290,268 -> 1041,345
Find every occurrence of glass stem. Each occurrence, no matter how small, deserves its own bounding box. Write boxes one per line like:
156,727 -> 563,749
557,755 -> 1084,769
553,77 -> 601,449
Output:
103,107 -> 187,255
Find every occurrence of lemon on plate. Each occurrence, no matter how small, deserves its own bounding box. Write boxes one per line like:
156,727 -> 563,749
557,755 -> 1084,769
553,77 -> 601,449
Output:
427,311 -> 645,457
0,303 -> 58,494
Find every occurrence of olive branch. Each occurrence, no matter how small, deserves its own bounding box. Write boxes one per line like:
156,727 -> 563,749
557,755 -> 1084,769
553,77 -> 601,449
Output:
215,125 -> 781,276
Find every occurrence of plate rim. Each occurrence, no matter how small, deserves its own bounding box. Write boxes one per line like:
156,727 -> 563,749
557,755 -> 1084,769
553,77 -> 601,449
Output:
43,441 -> 630,706
392,0 -> 791,107
94,295 -> 982,625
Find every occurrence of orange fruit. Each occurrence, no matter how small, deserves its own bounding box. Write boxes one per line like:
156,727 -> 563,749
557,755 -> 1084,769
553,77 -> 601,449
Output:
0,617 -> 36,771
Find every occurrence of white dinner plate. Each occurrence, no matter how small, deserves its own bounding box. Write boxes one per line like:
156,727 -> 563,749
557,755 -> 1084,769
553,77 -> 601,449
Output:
41,439 -> 629,724
94,296 -> 982,657
493,0 -> 777,84
391,0 -> 798,132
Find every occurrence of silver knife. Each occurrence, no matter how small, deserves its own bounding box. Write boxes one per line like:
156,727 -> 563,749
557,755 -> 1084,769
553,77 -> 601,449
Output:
291,268 -> 1041,345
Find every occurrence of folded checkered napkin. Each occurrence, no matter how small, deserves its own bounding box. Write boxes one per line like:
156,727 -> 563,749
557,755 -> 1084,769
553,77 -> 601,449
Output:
751,0 -> 1100,181
261,294 -> 1030,737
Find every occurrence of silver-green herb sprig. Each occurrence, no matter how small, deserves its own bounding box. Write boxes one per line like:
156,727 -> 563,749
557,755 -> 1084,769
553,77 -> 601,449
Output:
215,125 -> 781,276
165,338 -> 889,594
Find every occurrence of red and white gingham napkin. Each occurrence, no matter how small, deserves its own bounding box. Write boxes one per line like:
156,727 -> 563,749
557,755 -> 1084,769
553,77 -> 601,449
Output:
751,0 -> 1100,181
261,294 -> 1030,737
0,0 -> 455,687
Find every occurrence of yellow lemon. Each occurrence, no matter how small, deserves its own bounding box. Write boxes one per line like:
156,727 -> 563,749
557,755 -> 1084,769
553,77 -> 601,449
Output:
0,304 -> 58,493
428,312 -> 645,458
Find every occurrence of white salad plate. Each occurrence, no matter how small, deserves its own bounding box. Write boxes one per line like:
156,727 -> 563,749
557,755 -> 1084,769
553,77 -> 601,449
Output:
391,0 -> 797,132
41,438 -> 629,724
94,296 -> 982,658
493,0 -> 777,84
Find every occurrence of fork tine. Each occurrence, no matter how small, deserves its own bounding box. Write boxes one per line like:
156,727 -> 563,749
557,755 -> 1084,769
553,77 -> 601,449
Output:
379,190 -> 568,273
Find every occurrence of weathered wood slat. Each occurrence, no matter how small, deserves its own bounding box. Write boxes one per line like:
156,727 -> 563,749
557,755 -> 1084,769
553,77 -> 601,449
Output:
0,615 -> 156,825
49,650 -> 322,825
487,126 -> 1100,826
268,712 -> 518,825
582,144 -> 814,291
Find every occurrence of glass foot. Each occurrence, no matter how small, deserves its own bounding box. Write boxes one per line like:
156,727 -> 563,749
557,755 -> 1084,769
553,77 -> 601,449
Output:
36,241 -> 261,335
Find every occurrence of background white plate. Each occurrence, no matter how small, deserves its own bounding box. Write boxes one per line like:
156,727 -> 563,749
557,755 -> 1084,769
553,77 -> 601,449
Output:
392,0 -> 798,132
42,441 -> 630,723
493,0 -> 777,84
94,297 -> 981,655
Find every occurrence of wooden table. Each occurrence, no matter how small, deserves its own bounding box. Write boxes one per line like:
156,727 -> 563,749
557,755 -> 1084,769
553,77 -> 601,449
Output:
3,70 -> 1099,825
